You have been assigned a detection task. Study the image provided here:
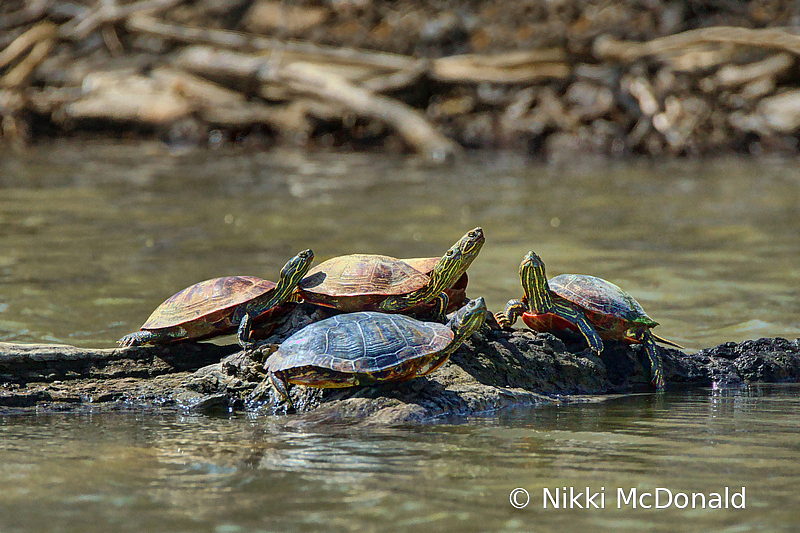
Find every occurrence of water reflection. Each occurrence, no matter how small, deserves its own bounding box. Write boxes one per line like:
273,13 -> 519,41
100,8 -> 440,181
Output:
1,386 -> 799,530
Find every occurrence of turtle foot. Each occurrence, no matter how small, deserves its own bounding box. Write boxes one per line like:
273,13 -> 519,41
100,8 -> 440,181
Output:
117,333 -> 145,347
493,312 -> 512,329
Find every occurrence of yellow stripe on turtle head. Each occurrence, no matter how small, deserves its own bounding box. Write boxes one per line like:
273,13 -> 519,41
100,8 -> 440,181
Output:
450,297 -> 487,345
271,249 -> 315,304
519,251 -> 554,313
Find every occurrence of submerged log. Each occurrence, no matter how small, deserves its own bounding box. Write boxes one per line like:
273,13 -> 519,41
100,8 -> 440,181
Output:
1,331 -> 798,424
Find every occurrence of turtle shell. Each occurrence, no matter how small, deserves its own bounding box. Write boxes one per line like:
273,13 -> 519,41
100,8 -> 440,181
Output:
143,276 -> 278,332
547,274 -> 657,333
266,311 -> 454,387
297,254 -> 430,312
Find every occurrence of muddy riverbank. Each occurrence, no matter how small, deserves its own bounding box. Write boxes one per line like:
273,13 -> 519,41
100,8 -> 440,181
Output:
2,1 -> 800,160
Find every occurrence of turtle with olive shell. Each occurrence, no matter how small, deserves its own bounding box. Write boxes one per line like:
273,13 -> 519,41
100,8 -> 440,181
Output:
265,297 -> 488,407
297,227 -> 484,321
118,249 -> 314,350
495,251 -> 682,389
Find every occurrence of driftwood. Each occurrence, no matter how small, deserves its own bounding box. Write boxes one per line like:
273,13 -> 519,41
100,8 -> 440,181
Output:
594,26 -> 800,61
733,90 -> 800,134
712,53 -> 794,89
242,1 -> 329,35
3,1 -> 800,157
0,21 -> 56,69
1,36 -> 54,88
264,61 -> 463,161
59,0 -> 183,40
0,1 -> 48,33
431,49 -> 570,84
177,46 -> 462,160
127,15 -> 417,72
58,70 -> 193,125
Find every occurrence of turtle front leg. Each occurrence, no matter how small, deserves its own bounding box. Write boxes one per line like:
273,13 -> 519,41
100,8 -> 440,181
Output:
637,330 -> 665,390
117,328 -> 186,347
495,299 -> 526,329
237,313 -> 257,351
269,371 -> 295,410
555,303 -> 604,356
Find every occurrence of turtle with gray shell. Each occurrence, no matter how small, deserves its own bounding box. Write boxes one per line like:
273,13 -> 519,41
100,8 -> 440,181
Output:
265,297 -> 488,407
118,249 -> 314,350
495,251 -> 682,389
297,227 -> 484,321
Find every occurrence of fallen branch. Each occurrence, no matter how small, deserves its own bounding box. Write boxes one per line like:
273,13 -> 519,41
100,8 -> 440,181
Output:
177,46 -> 462,160
713,52 -> 794,88
361,59 -> 429,93
57,70 -> 194,125
0,21 -> 56,69
60,0 -> 184,40
127,14 -> 416,72
594,26 -> 800,61
432,48 -> 570,84
0,2 -> 47,32
269,62 -> 462,160
1,36 -> 55,88
152,67 -> 313,133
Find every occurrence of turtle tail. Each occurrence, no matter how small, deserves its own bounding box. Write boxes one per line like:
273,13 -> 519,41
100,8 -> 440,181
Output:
651,332 -> 684,350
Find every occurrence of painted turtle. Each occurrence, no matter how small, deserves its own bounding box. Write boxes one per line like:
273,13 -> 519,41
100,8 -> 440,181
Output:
265,297 -> 487,407
118,249 -> 314,350
297,227 -> 484,320
495,251 -> 681,389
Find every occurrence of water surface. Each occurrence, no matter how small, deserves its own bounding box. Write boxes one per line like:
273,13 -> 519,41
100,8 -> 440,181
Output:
1,142 -> 799,531
1,386 -> 799,531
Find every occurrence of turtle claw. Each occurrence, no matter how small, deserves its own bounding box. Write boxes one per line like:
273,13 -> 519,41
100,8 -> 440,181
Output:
269,371 -> 294,410
237,314 -> 256,351
494,312 -> 512,329
117,330 -> 154,347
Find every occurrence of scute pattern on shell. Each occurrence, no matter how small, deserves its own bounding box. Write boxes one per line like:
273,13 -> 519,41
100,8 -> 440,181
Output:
266,311 -> 453,376
548,274 -> 655,326
299,254 -> 430,297
142,276 -> 277,329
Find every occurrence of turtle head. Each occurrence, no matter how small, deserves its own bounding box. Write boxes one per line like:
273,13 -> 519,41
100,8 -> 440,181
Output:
458,227 -> 485,259
282,249 -> 314,280
430,227 -> 485,290
519,251 -> 550,306
275,249 -> 315,297
449,297 -> 487,342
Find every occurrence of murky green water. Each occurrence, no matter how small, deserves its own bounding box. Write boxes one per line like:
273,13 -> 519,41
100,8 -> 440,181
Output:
1,141 -> 800,530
